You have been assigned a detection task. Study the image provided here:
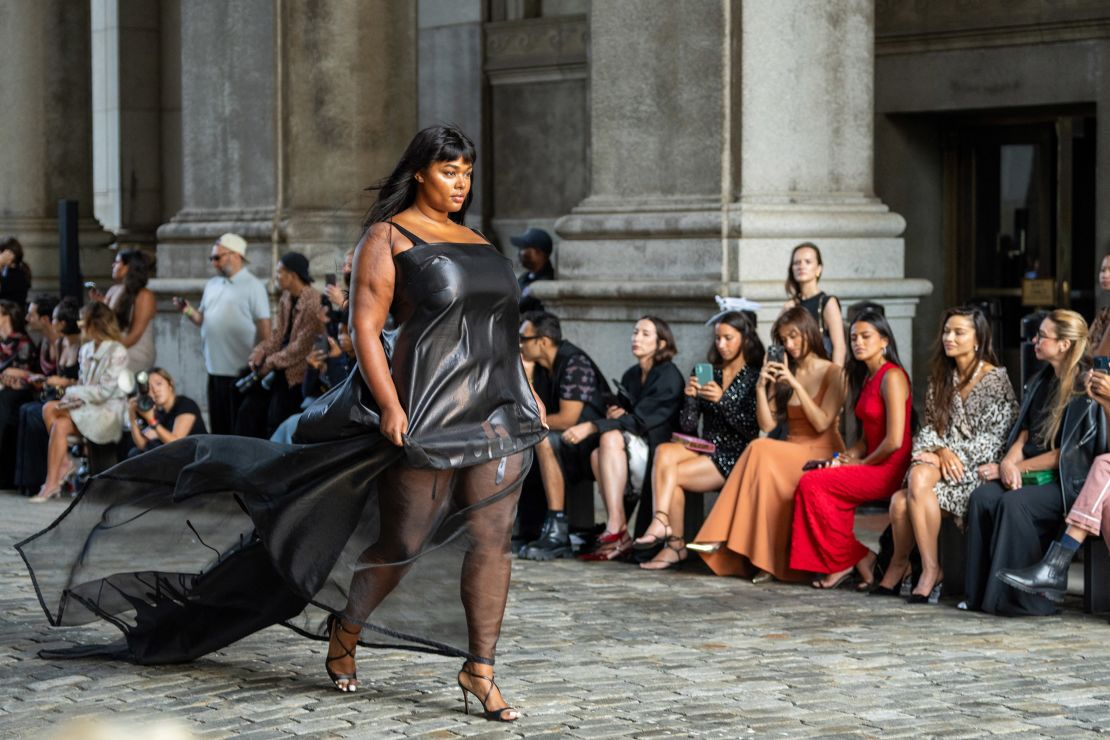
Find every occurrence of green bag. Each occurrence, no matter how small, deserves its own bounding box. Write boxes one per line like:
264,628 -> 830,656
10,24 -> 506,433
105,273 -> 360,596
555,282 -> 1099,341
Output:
1020,469 -> 1058,486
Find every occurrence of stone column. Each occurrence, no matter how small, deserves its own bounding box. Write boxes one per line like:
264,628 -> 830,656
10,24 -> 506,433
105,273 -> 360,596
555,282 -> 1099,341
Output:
152,0 -> 417,405
732,0 -> 930,367
0,1 -> 114,288
542,0 -> 729,378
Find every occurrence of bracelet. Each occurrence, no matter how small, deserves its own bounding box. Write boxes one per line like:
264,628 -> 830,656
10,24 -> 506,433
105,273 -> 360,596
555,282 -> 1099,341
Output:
148,420 -> 160,430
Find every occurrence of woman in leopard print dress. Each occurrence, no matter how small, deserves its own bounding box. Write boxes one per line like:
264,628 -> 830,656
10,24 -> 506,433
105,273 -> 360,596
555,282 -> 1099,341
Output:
872,306 -> 1017,601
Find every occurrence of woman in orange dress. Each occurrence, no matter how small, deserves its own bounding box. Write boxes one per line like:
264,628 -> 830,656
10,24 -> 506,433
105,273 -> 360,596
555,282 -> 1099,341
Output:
691,307 -> 846,582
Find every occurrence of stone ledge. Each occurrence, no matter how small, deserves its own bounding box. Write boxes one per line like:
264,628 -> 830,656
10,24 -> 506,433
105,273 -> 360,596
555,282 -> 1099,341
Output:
530,277 -> 934,303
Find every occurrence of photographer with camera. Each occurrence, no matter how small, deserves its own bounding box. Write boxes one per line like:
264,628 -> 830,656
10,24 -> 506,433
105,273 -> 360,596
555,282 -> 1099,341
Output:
235,251 -> 323,438
173,233 -> 271,435
126,368 -> 206,457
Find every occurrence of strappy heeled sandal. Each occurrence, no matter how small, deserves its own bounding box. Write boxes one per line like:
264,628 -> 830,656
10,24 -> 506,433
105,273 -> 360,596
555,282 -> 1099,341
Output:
325,614 -> 360,692
639,536 -> 687,570
632,511 -> 671,551
458,659 -> 518,722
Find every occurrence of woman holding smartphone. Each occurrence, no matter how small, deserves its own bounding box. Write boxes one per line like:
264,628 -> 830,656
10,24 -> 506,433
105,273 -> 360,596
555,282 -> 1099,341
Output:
689,307 -> 846,582
633,311 -> 761,570
962,309 -> 1102,616
789,308 -> 913,589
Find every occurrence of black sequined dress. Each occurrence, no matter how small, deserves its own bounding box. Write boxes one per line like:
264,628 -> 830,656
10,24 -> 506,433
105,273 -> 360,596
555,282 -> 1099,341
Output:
15,223 -> 545,664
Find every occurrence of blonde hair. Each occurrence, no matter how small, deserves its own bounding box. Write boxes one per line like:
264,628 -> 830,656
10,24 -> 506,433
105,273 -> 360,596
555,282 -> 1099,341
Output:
80,301 -> 123,343
1040,309 -> 1089,449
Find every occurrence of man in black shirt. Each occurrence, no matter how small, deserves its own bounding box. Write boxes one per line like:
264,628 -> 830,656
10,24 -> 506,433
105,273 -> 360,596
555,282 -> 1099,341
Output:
513,228 -> 554,314
517,311 -> 609,560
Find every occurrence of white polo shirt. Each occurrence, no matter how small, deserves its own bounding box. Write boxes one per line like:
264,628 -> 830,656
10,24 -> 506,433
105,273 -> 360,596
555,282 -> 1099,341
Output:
198,268 -> 271,376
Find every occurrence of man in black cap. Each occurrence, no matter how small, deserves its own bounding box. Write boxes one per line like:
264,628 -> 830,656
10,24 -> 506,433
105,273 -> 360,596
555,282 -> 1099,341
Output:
512,227 -> 554,313
237,251 -> 324,438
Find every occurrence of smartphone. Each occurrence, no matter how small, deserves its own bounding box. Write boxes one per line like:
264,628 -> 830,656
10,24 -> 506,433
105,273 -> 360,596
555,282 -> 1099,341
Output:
1095,355 -> 1110,374
767,344 -> 785,364
694,363 -> 714,385
313,335 -> 329,354
325,273 -> 337,287
84,281 -> 98,293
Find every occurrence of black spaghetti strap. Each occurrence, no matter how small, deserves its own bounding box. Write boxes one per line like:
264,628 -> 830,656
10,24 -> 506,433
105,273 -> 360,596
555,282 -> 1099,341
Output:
386,221 -> 427,246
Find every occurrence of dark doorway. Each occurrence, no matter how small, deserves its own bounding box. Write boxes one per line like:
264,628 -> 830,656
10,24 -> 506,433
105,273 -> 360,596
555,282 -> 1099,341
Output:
946,113 -> 1097,382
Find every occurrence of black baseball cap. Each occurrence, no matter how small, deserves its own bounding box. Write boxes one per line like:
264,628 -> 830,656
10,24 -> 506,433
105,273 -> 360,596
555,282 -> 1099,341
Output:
279,251 -> 313,284
510,228 -> 553,256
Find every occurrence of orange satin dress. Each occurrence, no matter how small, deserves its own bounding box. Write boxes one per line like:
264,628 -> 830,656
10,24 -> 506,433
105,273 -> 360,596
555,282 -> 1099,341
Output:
696,366 -> 844,581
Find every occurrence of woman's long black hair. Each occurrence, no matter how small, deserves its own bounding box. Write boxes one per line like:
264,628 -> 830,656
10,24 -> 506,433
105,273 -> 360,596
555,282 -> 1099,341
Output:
845,308 -> 906,409
113,249 -> 153,332
362,125 -> 477,228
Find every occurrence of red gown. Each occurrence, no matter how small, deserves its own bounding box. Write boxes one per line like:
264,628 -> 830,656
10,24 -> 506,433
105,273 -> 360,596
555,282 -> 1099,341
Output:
789,362 -> 912,574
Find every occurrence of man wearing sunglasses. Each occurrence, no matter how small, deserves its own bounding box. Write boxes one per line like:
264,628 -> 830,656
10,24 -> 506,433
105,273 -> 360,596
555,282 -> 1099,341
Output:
173,233 -> 271,434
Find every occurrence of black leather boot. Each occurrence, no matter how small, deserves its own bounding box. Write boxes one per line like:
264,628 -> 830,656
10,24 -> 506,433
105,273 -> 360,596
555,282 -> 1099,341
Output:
519,512 -> 571,561
994,541 -> 1075,601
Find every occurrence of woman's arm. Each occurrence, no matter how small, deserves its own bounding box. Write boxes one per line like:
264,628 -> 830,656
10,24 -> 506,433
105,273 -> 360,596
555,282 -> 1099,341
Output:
754,366 -> 778,433
351,223 -> 405,445
120,289 -> 156,348
824,297 -> 847,367
857,368 -> 909,466
596,366 -> 684,437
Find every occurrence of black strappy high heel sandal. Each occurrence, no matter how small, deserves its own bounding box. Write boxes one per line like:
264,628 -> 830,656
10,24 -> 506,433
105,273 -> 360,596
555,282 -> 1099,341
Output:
632,511 -> 671,551
325,614 -> 360,692
457,659 -> 518,722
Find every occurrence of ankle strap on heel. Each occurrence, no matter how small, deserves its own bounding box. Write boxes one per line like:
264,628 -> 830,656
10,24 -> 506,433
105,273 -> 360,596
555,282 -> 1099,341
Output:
466,655 -> 495,667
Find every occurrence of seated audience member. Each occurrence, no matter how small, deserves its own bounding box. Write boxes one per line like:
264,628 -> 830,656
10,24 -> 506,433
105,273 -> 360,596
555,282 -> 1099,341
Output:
1087,252 -> 1110,357
237,251 -> 323,438
324,248 -> 354,316
995,367 -> 1110,600
90,248 -> 156,373
634,311 -> 762,570
962,309 -> 1103,616
516,311 -> 609,561
691,307 -> 846,582
1,295 -> 59,487
126,367 -> 207,457
513,228 -> 554,314
0,237 -> 32,307
15,298 -> 81,495
0,299 -> 38,485
873,306 -> 1017,602
30,302 -> 129,502
563,317 -> 685,561
789,308 -> 912,589
781,242 -> 846,365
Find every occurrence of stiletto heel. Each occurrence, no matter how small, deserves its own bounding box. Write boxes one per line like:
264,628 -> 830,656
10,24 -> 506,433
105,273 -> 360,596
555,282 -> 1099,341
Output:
907,581 -> 943,605
457,660 -> 517,722
632,511 -> 671,551
324,614 -> 360,692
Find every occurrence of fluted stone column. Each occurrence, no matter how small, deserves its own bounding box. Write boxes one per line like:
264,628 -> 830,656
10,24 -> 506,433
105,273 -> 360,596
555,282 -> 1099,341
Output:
543,0 -> 930,379
0,1 -> 114,288
153,0 -> 417,406
732,0 -> 930,366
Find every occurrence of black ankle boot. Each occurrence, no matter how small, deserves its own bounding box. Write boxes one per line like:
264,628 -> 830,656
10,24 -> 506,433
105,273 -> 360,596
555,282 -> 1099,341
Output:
519,512 -> 571,561
994,541 -> 1075,601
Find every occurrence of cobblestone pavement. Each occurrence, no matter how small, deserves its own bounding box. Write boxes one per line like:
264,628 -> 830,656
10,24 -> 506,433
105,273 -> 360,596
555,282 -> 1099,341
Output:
3,492 -> 1110,738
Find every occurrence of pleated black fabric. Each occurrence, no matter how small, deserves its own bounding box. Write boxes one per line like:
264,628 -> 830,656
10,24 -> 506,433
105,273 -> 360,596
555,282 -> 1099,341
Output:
16,237 -> 545,665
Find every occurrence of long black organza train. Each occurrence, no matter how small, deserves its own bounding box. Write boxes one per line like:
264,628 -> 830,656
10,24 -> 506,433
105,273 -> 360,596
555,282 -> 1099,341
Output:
15,235 -> 545,665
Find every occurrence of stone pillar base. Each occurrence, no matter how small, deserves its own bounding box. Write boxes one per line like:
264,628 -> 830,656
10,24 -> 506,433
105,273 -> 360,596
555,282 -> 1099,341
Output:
0,216 -> 115,290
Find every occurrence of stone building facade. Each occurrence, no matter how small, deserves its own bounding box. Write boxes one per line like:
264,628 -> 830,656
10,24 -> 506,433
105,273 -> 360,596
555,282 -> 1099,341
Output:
1,0 -> 1106,404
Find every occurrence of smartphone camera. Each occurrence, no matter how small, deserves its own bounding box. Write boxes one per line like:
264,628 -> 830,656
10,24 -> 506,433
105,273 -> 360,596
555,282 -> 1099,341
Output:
767,345 -> 785,364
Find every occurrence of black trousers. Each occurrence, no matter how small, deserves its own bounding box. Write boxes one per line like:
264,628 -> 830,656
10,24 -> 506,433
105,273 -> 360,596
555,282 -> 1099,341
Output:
0,387 -> 32,487
235,372 -> 303,439
964,480 -> 1069,616
207,373 -> 245,436
14,399 -> 46,494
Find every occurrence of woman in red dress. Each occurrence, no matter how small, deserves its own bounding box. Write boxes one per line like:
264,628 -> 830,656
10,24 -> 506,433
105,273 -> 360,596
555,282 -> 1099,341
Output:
789,308 -> 913,589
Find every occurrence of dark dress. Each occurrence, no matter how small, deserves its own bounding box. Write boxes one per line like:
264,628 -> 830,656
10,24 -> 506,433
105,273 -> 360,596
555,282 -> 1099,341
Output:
678,364 -> 760,477
16,221 -> 545,664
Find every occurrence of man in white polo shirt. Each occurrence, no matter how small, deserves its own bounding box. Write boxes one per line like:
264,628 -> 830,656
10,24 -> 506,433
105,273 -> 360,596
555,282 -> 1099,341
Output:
173,233 -> 271,434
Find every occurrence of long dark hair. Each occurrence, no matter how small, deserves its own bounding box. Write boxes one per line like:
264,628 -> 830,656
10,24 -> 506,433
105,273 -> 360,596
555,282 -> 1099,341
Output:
769,306 -> 828,425
707,311 -> 764,370
55,297 -> 81,335
113,249 -> 153,332
845,308 -> 905,408
0,237 -> 31,282
784,242 -> 823,300
362,125 -> 477,228
928,305 -> 997,437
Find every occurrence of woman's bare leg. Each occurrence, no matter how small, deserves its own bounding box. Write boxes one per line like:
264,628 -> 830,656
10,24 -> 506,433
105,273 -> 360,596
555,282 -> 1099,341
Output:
876,489 -> 913,590
905,464 -> 944,597
595,430 -> 628,534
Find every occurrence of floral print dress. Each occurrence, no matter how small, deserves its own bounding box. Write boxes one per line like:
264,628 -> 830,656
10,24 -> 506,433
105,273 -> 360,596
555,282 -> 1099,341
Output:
911,366 -> 1018,519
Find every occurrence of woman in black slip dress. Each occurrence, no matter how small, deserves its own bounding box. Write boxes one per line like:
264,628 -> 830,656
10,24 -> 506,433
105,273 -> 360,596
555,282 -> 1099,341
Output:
16,125 -> 546,722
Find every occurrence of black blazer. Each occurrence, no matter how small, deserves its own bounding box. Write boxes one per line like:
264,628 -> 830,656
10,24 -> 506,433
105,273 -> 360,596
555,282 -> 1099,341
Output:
595,360 -> 685,449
